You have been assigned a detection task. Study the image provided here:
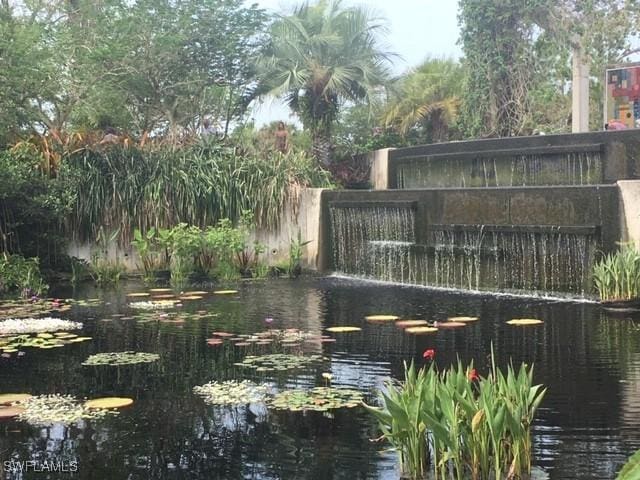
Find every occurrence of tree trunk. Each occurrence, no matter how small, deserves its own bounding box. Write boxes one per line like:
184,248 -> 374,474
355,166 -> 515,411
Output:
312,131 -> 332,167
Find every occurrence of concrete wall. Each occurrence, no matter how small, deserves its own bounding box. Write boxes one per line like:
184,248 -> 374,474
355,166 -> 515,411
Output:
618,180 -> 640,248
388,130 -> 640,188
68,188 -> 327,272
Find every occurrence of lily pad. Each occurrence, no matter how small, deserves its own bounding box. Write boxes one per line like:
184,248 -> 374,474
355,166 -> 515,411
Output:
326,326 -> 361,333
435,321 -> 466,329
212,331 -> 235,338
268,387 -> 363,412
179,295 -> 203,300
507,318 -> 544,326
149,288 -> 173,293
126,292 -> 150,298
448,316 -> 479,323
405,326 -> 438,335
365,315 -> 399,322
395,320 -> 429,328
0,393 -> 32,405
82,351 -> 159,366
85,397 -> 134,409
193,380 -> 269,406
213,290 -> 238,295
183,291 -> 208,295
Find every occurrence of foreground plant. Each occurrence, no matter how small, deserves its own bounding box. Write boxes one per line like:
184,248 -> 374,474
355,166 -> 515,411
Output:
365,350 -> 546,480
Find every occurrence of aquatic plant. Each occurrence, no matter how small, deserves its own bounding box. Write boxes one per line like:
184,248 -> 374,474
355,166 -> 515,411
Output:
593,244 -> 640,301
82,351 -> 160,366
129,300 -> 179,310
617,448 -> 640,479
193,380 -> 270,406
13,394 -> 118,426
365,351 -> 546,480
234,353 -> 326,372
268,387 -> 363,412
0,317 -> 82,335
0,332 -> 91,358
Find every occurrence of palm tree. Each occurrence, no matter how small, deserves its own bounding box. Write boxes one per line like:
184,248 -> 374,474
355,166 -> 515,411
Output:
382,58 -> 464,143
257,0 -> 392,165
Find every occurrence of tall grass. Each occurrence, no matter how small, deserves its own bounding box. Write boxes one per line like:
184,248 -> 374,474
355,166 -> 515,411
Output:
60,145 -> 332,244
366,351 -> 546,480
593,244 -> 640,301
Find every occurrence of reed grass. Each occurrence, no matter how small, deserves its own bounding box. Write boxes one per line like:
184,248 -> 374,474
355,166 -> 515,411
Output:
60,145 -> 331,244
593,244 -> 640,301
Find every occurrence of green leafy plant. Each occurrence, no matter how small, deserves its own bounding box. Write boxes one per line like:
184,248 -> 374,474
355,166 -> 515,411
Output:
365,349 -> 546,480
89,228 -> 126,286
131,227 -> 173,281
617,448 -> 640,479
0,254 -> 48,297
288,231 -> 311,278
593,244 -> 640,302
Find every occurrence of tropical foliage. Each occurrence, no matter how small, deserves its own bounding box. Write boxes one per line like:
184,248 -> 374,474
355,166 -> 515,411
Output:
257,0 -> 392,165
366,353 -> 546,480
0,0 -> 267,142
62,144 -> 330,244
382,58 -> 464,142
593,244 -> 640,302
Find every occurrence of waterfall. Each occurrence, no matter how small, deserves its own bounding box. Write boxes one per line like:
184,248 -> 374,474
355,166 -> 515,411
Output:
396,150 -> 603,189
329,205 -> 596,296
329,206 -> 415,283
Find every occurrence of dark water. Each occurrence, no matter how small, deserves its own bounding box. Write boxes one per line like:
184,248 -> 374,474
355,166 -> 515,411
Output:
1,276 -> 640,480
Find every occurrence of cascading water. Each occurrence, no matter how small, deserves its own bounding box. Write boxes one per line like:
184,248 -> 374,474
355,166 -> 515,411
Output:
329,206 -> 415,283
329,205 -> 597,296
396,150 -> 603,189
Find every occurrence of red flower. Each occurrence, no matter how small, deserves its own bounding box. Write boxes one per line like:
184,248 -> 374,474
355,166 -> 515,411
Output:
468,368 -> 479,382
423,349 -> 435,361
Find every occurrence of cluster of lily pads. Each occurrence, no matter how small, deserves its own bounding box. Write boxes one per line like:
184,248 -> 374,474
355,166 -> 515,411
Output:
326,314 -> 545,337
82,351 -> 160,366
193,380 -> 270,406
205,328 -> 336,349
268,387 -> 363,412
1,332 -> 91,358
234,353 -> 327,372
0,299 -> 71,318
0,394 -> 132,426
192,380 -> 364,412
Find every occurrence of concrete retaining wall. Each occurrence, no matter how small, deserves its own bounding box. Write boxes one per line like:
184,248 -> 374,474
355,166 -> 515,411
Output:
68,188 -> 326,272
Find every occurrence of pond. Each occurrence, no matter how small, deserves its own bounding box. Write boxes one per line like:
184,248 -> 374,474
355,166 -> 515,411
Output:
1,276 -> 640,479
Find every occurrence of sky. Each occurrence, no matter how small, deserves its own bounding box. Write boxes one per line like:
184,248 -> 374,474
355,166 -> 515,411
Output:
250,0 -> 462,126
